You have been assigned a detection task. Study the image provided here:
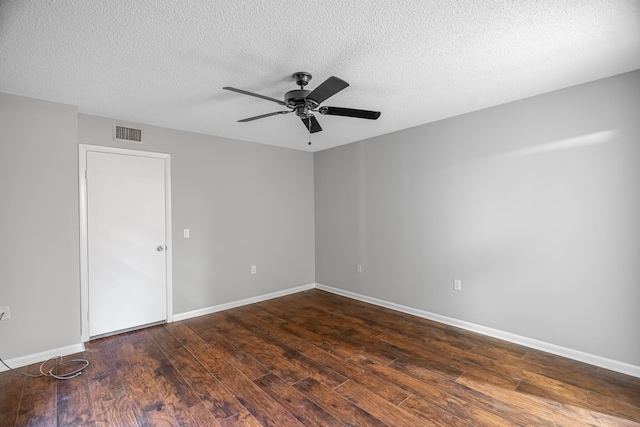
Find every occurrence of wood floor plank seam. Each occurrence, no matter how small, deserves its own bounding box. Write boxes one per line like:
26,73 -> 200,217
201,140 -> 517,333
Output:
11,376 -> 25,427
397,393 -> 414,407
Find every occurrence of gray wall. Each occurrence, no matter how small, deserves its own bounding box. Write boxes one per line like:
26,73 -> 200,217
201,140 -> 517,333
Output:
0,93 -> 315,360
0,93 -> 80,359
315,70 -> 640,366
79,115 -> 316,315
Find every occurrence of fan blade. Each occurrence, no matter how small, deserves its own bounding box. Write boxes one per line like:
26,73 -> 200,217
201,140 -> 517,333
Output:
223,87 -> 286,106
307,76 -> 349,104
319,106 -> 381,120
301,115 -> 322,133
238,111 -> 291,122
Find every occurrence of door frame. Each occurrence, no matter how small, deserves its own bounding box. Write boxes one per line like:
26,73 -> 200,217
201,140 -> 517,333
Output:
79,144 -> 173,342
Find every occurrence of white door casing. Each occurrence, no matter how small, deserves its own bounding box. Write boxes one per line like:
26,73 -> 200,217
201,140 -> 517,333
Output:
79,144 -> 173,341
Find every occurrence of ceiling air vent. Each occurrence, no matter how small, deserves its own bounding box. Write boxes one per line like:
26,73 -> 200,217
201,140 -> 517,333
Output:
113,124 -> 142,143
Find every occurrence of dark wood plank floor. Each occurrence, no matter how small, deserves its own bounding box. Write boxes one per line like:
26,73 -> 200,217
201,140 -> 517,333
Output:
1,289 -> 639,426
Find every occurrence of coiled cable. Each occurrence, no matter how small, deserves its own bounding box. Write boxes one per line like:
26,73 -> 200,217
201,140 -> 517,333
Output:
0,311 -> 89,380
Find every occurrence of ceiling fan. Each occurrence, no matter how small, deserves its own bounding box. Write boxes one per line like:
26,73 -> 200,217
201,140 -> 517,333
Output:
223,72 -> 381,135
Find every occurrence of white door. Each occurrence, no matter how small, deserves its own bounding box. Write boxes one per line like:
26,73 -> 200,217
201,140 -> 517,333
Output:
87,151 -> 167,337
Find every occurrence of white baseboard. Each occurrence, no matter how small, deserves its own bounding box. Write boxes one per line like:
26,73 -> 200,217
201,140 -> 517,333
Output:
315,283 -> 640,379
7,283 -> 635,378
1,284 -> 315,372
173,283 -> 316,322
0,343 -> 85,372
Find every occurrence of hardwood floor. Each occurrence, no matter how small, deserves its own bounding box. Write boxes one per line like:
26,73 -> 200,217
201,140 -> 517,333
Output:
1,289 -> 639,426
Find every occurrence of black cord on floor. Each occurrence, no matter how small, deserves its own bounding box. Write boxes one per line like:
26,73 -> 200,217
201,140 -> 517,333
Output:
0,311 -> 89,380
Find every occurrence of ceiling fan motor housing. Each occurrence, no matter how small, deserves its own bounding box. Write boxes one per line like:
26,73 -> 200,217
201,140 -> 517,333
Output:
284,89 -> 318,117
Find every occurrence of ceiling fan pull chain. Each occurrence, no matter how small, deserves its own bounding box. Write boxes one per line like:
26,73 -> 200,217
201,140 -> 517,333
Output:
308,116 -> 312,145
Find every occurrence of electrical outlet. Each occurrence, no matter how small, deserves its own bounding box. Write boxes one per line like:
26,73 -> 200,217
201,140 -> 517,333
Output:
0,306 -> 10,321
356,264 -> 362,273
453,280 -> 462,291
183,229 -> 189,238
251,265 -> 257,275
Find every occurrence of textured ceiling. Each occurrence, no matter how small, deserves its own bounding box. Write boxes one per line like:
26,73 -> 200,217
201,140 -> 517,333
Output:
1,1 -> 639,152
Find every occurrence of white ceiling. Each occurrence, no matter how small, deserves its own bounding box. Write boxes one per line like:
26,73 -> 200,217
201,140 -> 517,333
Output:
1,1 -> 639,152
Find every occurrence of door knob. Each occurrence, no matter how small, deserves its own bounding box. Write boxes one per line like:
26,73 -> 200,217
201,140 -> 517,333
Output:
157,245 -> 165,252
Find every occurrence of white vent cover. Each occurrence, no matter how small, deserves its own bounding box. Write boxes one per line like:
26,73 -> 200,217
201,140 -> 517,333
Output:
113,124 -> 142,143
